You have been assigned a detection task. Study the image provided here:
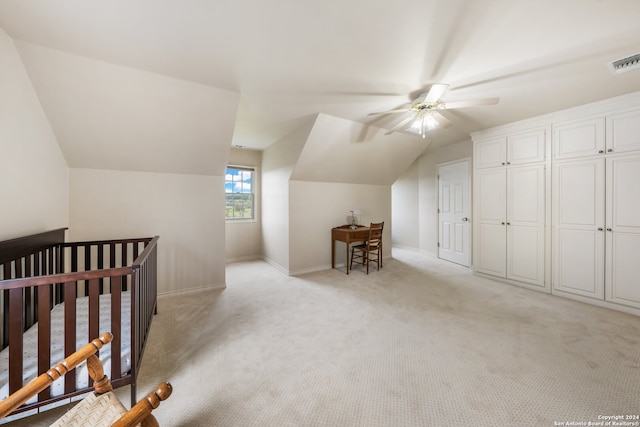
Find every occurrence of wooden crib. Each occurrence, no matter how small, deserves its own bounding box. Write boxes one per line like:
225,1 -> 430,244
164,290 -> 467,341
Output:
0,228 -> 159,419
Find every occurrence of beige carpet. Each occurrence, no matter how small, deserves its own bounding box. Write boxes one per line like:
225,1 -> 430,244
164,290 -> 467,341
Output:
7,249 -> 640,426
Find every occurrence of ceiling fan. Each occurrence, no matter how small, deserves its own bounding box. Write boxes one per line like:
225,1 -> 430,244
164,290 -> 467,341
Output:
369,84 -> 499,138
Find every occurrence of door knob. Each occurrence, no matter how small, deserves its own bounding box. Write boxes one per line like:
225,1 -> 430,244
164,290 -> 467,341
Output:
607,228 -> 612,231
462,217 -> 468,222
597,227 -> 603,231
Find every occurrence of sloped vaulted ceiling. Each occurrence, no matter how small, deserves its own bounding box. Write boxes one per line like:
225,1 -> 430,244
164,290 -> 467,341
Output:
2,0 -> 640,176
15,41 -> 240,176
291,114 -> 429,186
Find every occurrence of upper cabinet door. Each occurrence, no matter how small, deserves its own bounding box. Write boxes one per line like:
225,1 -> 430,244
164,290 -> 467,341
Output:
552,116 -> 605,160
506,129 -> 546,165
606,106 -> 640,155
474,136 -> 506,169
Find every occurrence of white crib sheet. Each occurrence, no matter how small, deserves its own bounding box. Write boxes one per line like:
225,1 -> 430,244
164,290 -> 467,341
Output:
0,292 -> 132,403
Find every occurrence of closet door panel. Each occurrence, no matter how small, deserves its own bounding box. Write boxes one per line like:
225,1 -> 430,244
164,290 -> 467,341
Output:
507,129 -> 545,165
554,229 -> 603,298
507,224 -> 544,286
475,137 -> 506,169
552,159 -> 605,299
607,233 -> 640,308
507,166 -> 545,225
606,107 -> 640,154
476,169 -> 505,222
605,154 -> 640,308
475,223 -> 506,277
506,165 -> 545,286
552,116 -> 605,159
474,169 -> 506,277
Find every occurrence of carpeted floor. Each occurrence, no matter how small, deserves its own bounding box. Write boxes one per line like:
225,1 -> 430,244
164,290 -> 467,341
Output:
6,249 -> 640,426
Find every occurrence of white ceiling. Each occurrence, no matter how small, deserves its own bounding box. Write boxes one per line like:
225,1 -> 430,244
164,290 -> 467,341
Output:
2,0 -> 640,165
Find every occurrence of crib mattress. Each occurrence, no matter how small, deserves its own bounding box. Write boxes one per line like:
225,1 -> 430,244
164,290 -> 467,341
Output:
0,292 -> 131,403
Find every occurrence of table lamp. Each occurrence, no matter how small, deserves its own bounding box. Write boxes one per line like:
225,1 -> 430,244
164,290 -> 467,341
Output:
349,209 -> 362,229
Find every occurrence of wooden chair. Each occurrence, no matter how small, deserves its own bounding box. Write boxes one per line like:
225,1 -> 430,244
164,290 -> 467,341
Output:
0,332 -> 172,427
350,222 -> 384,274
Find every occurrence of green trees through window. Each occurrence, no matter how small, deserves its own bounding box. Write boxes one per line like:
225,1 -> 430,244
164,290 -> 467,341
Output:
225,166 -> 254,220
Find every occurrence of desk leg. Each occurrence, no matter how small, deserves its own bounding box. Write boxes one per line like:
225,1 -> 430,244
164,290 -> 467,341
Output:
331,238 -> 335,269
346,242 -> 350,274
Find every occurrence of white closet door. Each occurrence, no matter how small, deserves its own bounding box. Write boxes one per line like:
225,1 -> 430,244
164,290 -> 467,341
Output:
605,154 -> 640,308
474,168 -> 506,277
506,165 -> 545,286
552,159 -> 605,299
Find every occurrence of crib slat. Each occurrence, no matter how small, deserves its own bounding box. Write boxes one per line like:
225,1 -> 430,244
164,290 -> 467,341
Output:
37,285 -> 51,401
8,288 -> 23,394
97,244 -> 104,293
84,245 -> 91,295
88,279 -> 100,345
71,246 -> 77,275
63,281 -> 77,394
24,257 -> 33,329
111,276 -> 122,382
121,245 -> 128,290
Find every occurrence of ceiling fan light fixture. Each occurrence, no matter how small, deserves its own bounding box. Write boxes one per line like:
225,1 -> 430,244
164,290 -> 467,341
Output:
408,114 -> 439,135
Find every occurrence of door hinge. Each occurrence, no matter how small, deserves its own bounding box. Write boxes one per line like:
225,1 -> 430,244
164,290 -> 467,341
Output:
437,208 -> 440,213
437,242 -> 440,247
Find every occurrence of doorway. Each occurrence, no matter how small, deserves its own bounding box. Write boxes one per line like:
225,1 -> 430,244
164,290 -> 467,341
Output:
437,159 -> 471,267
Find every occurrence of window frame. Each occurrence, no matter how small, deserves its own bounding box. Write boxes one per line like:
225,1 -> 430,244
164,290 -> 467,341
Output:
225,165 -> 256,222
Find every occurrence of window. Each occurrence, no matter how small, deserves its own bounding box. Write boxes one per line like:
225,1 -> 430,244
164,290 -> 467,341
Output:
225,166 -> 254,220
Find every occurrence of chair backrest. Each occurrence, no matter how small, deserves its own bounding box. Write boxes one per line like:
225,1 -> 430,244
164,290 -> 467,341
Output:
368,222 -> 384,246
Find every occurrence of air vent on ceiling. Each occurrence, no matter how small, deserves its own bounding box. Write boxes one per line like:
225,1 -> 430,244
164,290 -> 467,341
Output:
608,53 -> 640,75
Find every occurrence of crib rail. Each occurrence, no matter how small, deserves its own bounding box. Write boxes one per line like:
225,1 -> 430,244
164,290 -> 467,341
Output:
0,234 -> 159,415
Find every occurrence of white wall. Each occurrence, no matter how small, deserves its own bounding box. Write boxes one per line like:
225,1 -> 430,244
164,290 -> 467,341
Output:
69,168 -> 226,295
391,159 -> 419,250
261,120 -> 314,271
225,148 -> 262,261
0,27 -> 68,240
289,181 -> 391,274
392,139 -> 472,255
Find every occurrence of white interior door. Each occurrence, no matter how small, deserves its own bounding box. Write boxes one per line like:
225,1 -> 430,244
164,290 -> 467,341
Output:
438,160 -> 471,267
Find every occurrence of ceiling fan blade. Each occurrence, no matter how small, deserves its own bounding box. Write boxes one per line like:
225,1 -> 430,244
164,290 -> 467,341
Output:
384,114 -> 416,135
368,108 -> 411,116
431,112 -> 453,128
423,84 -> 449,103
440,97 -> 500,109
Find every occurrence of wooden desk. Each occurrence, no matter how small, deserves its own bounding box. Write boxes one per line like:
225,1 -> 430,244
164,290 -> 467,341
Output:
331,225 -> 369,274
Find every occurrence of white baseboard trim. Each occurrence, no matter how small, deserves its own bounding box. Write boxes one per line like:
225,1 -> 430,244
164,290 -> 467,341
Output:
261,256 -> 290,275
157,283 -> 226,298
391,245 -> 437,258
551,288 -> 640,317
473,271 -> 551,293
226,255 -> 262,264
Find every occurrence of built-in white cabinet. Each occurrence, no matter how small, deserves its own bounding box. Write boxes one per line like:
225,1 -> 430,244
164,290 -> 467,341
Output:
474,163 -> 546,288
474,128 -> 545,169
552,106 -> 640,160
552,150 -> 640,309
472,93 -> 640,315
